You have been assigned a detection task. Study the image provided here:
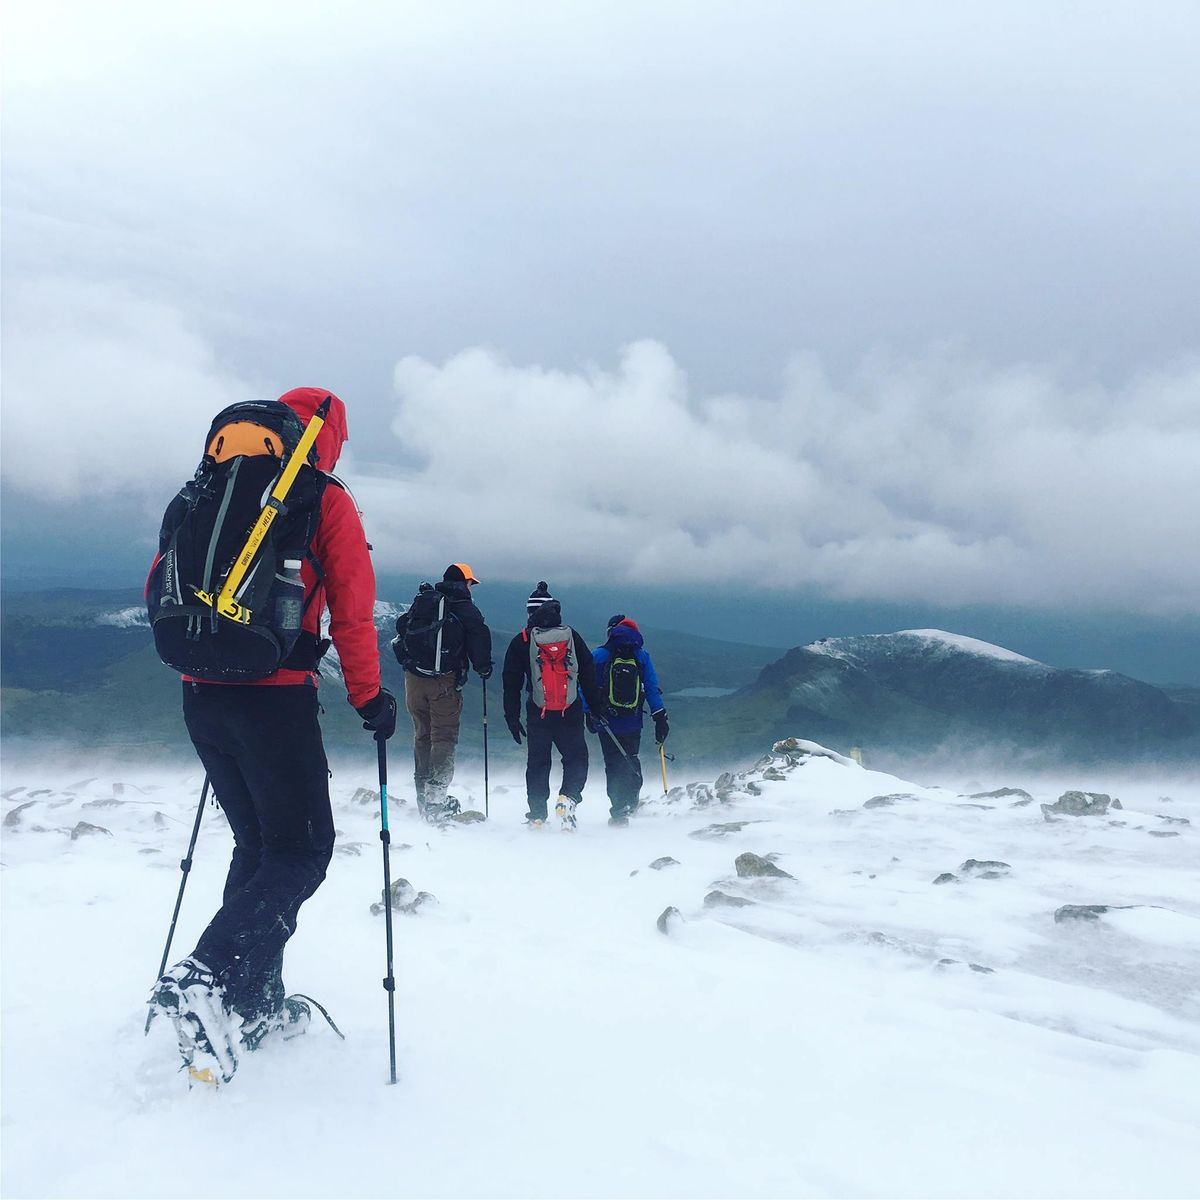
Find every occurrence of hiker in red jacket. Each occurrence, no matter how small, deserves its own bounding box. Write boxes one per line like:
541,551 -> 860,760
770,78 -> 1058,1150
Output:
148,387 -> 395,1081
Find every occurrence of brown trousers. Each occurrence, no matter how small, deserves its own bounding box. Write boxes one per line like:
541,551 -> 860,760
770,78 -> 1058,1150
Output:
404,672 -> 464,806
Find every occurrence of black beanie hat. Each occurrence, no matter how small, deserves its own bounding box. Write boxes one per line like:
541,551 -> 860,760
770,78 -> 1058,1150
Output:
526,581 -> 556,614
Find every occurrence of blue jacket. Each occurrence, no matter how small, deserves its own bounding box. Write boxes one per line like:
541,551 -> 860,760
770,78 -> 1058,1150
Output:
586,623 -> 665,735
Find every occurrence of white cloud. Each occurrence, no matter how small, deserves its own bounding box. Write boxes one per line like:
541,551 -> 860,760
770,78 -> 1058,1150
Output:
0,278 -> 260,500
346,340 -> 1200,615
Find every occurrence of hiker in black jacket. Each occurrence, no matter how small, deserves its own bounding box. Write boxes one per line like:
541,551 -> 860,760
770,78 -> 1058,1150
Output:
502,582 -> 604,826
395,563 -> 492,822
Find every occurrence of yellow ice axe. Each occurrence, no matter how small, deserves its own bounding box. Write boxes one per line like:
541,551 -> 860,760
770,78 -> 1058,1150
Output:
660,743 -> 669,794
195,396 -> 330,625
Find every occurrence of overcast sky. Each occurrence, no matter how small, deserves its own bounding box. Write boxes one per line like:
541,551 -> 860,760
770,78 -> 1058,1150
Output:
3,1 -> 1198,617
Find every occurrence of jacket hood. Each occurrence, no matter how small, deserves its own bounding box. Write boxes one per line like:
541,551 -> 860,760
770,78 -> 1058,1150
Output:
606,619 -> 644,651
527,600 -> 563,630
277,387 -> 348,471
435,579 -> 472,602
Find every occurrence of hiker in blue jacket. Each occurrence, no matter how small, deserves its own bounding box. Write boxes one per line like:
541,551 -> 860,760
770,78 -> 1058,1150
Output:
585,615 -> 668,825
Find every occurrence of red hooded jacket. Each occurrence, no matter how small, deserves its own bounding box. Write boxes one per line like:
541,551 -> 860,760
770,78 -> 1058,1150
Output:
156,387 -> 381,709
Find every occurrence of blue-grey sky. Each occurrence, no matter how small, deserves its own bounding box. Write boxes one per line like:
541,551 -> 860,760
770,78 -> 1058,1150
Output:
3,2 -> 1199,633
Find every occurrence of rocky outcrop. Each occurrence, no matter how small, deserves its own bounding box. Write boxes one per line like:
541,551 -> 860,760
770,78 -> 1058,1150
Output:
1041,791 -> 1117,820
70,821 -> 112,840
864,793 -> 920,809
965,787 -> 1033,803
371,878 -> 436,916
1054,904 -> 1111,922
704,890 -> 756,908
734,852 -> 793,879
959,859 -> 1011,879
688,821 -> 759,840
656,906 -> 683,935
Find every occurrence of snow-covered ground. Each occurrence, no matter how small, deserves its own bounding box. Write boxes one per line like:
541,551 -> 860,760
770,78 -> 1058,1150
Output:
2,742 -> 1198,1199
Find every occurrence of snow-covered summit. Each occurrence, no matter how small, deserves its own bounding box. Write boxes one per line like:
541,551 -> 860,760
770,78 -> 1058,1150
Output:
807,628 -> 1046,668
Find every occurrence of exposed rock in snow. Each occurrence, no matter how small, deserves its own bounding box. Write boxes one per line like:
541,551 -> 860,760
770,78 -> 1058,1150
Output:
69,821 -> 111,839
1055,904 -> 1113,922
656,906 -> 683,935
688,821 -> 758,840
959,859 -> 1012,879
734,851 -> 793,879
965,787 -> 1034,803
370,878 -> 436,916
864,793 -> 920,809
1041,791 -> 1116,820
704,890 -> 756,909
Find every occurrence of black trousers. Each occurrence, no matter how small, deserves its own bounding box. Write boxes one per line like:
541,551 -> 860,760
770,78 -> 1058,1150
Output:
525,705 -> 588,818
599,728 -> 643,816
182,683 -> 334,1021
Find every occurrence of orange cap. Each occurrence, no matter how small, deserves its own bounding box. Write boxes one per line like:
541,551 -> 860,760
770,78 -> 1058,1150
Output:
449,562 -> 481,585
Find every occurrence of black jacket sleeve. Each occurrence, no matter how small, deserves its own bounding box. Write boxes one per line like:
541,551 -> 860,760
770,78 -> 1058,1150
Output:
457,600 -> 493,675
573,630 -> 602,711
502,633 -> 528,722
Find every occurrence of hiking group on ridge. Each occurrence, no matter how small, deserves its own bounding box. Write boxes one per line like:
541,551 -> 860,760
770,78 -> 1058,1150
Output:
143,387 -> 671,1086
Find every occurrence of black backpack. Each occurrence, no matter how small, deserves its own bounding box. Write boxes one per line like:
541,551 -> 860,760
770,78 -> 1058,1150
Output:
607,654 -> 644,711
146,400 -> 328,682
393,586 -> 465,676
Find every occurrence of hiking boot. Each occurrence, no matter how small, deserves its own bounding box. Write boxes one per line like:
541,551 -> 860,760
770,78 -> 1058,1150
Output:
149,956 -> 238,1084
525,813 -> 546,827
555,795 -> 578,831
422,796 -> 461,825
608,813 -> 630,827
240,993 -> 343,1052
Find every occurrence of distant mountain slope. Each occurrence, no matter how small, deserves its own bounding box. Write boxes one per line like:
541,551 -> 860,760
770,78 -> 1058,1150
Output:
677,629 -> 1200,769
0,588 -> 776,757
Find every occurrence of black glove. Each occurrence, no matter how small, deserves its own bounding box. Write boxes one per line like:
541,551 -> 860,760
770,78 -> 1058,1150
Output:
653,710 -> 669,744
507,716 -> 526,745
356,689 -> 397,740
585,713 -> 598,735
476,662 -> 494,681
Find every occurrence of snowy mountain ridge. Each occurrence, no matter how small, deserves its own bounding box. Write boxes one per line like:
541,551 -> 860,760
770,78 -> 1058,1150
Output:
806,628 -> 1048,669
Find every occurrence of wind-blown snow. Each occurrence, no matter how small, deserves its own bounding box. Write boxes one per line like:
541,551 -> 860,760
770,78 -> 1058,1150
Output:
2,747 -> 1198,1198
809,628 -> 1046,667
95,607 -> 149,629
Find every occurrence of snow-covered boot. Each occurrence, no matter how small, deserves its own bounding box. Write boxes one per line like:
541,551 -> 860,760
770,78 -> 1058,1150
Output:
422,796 -> 461,826
150,956 -> 239,1086
239,992 -> 344,1052
555,795 -> 577,832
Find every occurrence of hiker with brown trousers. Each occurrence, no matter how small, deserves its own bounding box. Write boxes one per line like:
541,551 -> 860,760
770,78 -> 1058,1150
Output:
393,564 -> 492,822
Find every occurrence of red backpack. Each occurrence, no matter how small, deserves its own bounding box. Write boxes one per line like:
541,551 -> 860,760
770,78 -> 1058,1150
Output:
524,625 -> 579,715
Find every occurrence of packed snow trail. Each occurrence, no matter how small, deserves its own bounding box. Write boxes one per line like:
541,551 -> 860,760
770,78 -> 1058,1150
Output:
2,748 -> 1199,1199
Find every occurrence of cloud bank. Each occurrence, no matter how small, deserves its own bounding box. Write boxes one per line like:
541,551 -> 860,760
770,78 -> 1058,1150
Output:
349,341 -> 1198,615
1,278 -> 260,500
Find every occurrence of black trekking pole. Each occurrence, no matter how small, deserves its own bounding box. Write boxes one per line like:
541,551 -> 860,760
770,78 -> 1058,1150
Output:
376,734 -> 398,1085
144,775 -> 210,1035
482,677 -> 490,820
598,720 -> 643,782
